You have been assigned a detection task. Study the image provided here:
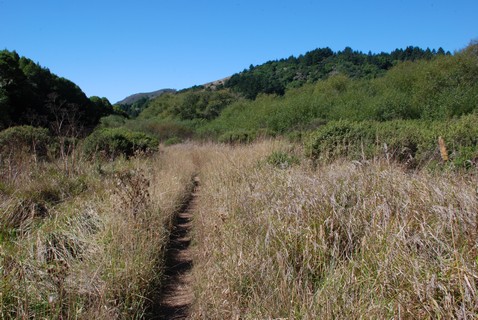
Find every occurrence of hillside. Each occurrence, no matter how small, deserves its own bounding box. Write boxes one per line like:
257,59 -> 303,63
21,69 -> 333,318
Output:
1,42 -> 478,319
224,46 -> 451,99
0,50 -> 115,132
114,89 -> 176,118
116,89 -> 176,105
112,44 -> 476,148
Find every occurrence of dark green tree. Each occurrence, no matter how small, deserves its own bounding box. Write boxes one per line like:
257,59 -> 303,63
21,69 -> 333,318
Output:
0,49 -> 114,132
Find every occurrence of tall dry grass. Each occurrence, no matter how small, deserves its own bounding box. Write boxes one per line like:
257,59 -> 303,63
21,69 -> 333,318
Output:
0,145 -> 198,319
3,140 -> 477,318
192,141 -> 478,319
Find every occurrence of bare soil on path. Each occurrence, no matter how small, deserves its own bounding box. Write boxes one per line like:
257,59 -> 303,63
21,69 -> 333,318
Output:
146,178 -> 199,319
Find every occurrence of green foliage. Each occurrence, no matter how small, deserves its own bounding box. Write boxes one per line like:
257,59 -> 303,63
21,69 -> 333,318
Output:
114,89 -> 177,118
99,114 -> 128,128
218,129 -> 257,144
83,128 -> 158,159
0,50 -> 114,131
225,46 -> 447,99
89,96 -> 115,118
266,151 -> 300,168
198,94 -> 281,137
305,114 -> 478,168
125,118 -> 195,141
163,136 -> 182,146
200,46 -> 477,139
140,89 -> 238,121
0,125 -> 51,157
115,96 -> 150,117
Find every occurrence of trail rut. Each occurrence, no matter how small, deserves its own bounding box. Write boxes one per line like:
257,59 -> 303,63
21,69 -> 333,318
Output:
147,177 -> 199,319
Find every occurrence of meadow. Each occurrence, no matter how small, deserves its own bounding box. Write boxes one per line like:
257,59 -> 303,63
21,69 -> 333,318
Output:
0,142 -> 197,318
1,43 -> 478,319
191,141 -> 478,319
1,137 -> 478,318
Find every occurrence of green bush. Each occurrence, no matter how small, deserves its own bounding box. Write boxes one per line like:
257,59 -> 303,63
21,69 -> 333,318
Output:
305,115 -> 478,168
99,114 -> 127,128
306,120 -> 433,164
125,118 -> 194,141
219,130 -> 257,144
83,128 -> 158,159
164,136 -> 182,146
266,151 -> 300,168
305,120 -> 376,161
0,125 -> 51,157
47,136 -> 79,158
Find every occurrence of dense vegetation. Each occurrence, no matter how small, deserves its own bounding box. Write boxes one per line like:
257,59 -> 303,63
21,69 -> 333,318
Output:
192,142 -> 478,318
0,142 -> 198,318
0,50 -> 114,132
201,44 -> 477,137
83,127 -> 158,159
225,46 -> 450,99
118,43 -> 477,160
1,42 -> 478,318
114,89 -> 176,117
305,114 -> 478,168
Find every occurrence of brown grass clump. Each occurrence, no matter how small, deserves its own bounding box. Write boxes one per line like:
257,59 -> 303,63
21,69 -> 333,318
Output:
3,139 -> 477,318
191,141 -> 478,319
0,145 -> 198,319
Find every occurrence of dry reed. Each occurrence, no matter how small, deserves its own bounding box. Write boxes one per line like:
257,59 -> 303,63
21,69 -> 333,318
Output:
0,145 -> 198,319
191,141 -> 478,319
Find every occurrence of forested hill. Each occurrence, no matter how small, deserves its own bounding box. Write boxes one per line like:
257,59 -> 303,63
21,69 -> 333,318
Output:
116,89 -> 176,105
225,46 -> 451,99
136,45 -> 455,124
124,43 -> 477,147
0,50 -> 115,132
115,89 -> 177,117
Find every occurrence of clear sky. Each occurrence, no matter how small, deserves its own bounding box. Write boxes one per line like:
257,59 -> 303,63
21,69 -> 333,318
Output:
1,0 -> 476,103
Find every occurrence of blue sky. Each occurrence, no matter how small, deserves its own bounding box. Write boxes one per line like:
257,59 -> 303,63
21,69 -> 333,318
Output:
1,0 -> 476,103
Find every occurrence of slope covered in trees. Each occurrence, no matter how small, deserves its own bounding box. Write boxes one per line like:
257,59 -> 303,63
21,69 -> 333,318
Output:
202,46 -> 477,135
123,44 -> 474,144
224,46 -> 451,99
114,88 -> 176,117
0,50 -> 114,132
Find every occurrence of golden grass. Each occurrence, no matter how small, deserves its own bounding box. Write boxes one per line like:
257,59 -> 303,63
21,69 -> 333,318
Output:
2,140 -> 477,319
0,145 -> 198,319
191,141 -> 478,319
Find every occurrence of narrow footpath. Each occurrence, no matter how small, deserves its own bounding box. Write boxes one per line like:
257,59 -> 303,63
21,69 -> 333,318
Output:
147,177 -> 199,319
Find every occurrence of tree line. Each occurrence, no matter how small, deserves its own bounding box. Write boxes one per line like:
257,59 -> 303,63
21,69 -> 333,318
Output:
225,46 -> 451,99
0,50 -> 115,134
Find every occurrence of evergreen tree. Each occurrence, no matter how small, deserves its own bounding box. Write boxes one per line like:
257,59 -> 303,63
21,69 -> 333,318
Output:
0,49 -> 114,131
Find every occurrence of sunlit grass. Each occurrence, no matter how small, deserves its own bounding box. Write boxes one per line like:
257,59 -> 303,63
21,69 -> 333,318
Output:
192,141 -> 478,319
2,139 -> 477,318
0,145 -> 198,318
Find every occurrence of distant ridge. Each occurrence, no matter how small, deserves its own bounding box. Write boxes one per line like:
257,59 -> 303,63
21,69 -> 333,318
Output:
116,89 -> 176,105
203,77 -> 231,89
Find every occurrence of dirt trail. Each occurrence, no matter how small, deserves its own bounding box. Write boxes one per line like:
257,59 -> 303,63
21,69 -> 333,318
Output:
147,177 -> 199,319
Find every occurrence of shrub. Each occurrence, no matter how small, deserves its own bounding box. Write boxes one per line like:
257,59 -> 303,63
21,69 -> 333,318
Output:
305,115 -> 478,168
99,114 -> 127,128
83,128 -> 158,159
266,151 -> 300,168
219,130 -> 257,144
305,120 -> 376,161
164,136 -> 182,146
126,119 -> 194,141
0,126 -> 51,157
